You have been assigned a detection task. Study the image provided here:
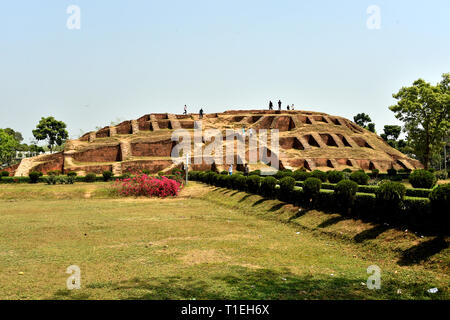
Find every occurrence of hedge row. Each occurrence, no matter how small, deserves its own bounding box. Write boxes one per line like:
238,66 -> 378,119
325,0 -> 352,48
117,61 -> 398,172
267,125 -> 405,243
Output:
0,174 -> 139,184
295,181 -> 433,198
189,170 -> 448,233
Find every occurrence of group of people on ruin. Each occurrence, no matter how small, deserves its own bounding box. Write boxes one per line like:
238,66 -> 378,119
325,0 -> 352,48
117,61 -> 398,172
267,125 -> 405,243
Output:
268,100 -> 294,111
182,100 -> 295,117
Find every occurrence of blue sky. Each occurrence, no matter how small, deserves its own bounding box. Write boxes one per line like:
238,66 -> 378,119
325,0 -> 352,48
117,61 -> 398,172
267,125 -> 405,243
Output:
1,0 -> 449,142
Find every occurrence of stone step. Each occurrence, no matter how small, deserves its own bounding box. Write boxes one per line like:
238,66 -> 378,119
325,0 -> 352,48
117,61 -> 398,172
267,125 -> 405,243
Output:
310,132 -> 328,148
327,159 -> 339,169
14,158 -> 32,177
304,158 -> 316,171
329,133 -> 345,148
346,159 -> 360,169
150,115 -> 160,131
131,120 -> 139,134
120,141 -> 132,160
167,114 -> 181,130
109,126 -> 117,136
112,162 -> 122,176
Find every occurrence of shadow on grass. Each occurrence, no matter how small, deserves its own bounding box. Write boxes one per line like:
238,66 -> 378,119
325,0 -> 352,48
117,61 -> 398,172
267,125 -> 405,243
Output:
52,289 -> 91,300
239,194 -> 252,203
398,237 -> 449,266
252,198 -> 270,207
59,266 -> 441,300
317,216 -> 348,229
353,225 -> 391,243
288,208 -> 310,221
269,203 -> 287,212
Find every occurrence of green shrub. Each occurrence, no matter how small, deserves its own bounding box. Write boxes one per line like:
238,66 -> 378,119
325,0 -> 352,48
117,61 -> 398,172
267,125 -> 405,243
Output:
220,170 -> 228,175
303,177 -> 322,201
434,170 -> 448,180
279,176 -> 295,201
315,189 -> 334,210
321,182 -> 336,190
247,175 -> 261,193
45,175 -> 58,185
189,171 -> 199,180
327,170 -> 344,183
85,173 -> 97,183
158,171 -> 164,176
334,180 -> 358,212
353,193 -> 376,218
389,174 -> 403,181
370,169 -> 380,178
205,171 -> 216,184
405,188 -> 432,198
430,183 -> 450,216
102,170 -> 113,181
387,168 -> 397,176
234,175 -> 247,191
349,171 -> 370,185
67,171 -> 77,177
142,169 -> 150,175
223,175 -> 233,188
28,171 -> 41,184
311,170 -> 327,182
260,176 -> 277,198
409,169 -> 436,188
1,171 -> 9,177
357,185 -> 379,194
376,181 -> 406,211
249,170 -> 261,176
293,170 -> 310,181
274,170 -> 292,179
342,168 -> 352,173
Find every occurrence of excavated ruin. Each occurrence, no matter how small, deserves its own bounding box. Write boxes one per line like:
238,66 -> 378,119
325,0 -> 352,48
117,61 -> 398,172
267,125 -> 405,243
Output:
9,110 -> 423,176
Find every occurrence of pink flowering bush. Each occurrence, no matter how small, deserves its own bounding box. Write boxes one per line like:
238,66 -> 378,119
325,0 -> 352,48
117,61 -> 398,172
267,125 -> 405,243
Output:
112,175 -> 182,198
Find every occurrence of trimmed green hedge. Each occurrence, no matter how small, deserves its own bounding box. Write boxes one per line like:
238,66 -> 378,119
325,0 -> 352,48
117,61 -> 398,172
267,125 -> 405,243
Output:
189,170 -> 445,233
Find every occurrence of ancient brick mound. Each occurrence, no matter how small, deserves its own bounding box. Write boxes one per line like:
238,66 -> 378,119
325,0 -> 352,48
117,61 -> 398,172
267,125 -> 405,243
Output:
10,110 -> 423,176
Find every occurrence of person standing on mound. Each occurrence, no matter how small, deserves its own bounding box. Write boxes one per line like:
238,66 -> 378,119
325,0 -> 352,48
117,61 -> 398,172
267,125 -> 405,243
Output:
278,100 -> 282,110
228,164 -> 233,175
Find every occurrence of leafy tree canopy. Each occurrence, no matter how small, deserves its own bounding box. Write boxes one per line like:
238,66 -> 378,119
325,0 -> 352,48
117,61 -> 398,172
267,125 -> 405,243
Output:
389,73 -> 449,168
3,128 -> 23,143
0,129 -> 19,164
354,113 -> 376,133
32,117 -> 69,153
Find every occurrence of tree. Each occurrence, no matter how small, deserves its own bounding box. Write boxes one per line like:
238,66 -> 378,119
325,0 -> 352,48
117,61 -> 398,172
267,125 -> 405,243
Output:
354,113 -> 372,127
389,74 -> 450,169
381,125 -> 402,141
32,117 -> 69,153
3,128 -> 23,143
354,113 -> 376,132
0,129 -> 19,165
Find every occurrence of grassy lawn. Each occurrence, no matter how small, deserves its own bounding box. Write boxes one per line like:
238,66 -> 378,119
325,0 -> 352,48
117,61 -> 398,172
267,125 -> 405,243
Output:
0,182 -> 448,300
